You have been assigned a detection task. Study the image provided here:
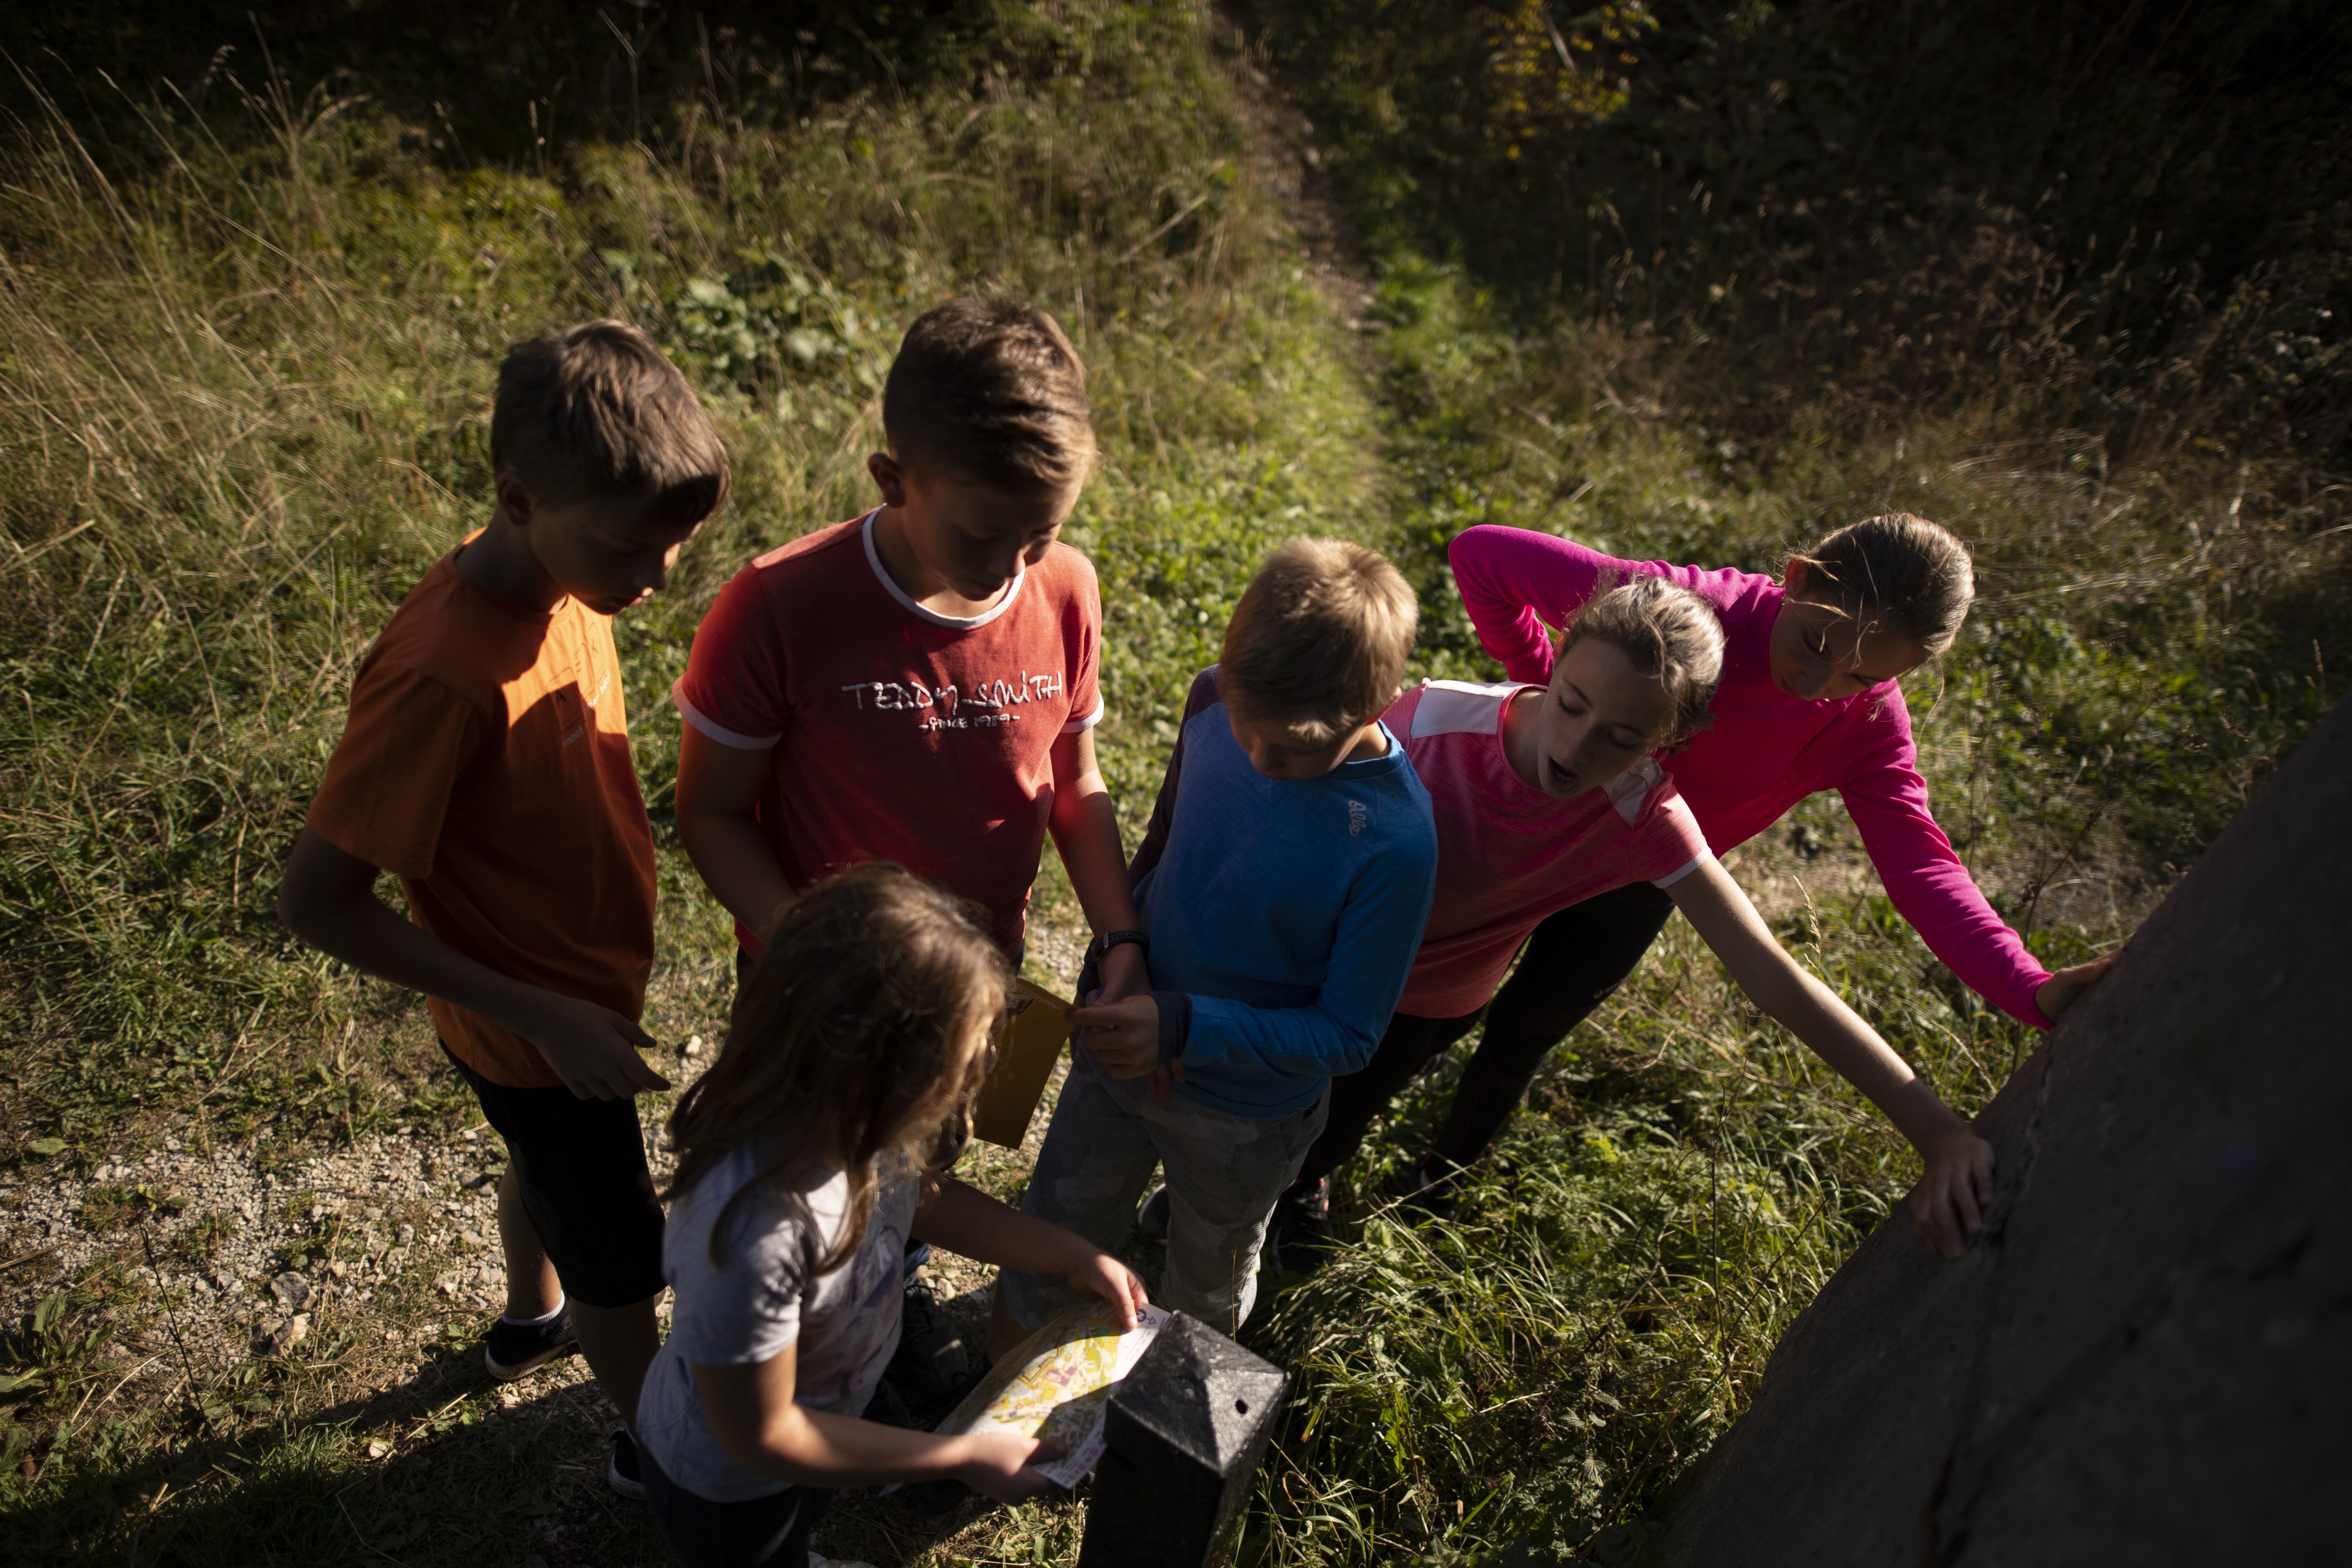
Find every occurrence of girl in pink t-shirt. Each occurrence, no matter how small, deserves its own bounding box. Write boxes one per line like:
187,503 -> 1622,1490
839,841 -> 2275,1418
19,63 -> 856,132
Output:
1446,516 -> 2119,1029
1280,578 -> 1999,1270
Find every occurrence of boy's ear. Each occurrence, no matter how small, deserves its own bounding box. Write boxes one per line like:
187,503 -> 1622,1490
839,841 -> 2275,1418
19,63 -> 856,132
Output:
493,470 -> 538,525
867,451 -> 911,508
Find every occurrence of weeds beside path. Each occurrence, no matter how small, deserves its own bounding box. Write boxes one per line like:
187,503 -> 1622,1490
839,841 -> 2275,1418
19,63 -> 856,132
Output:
0,5 -> 1385,1561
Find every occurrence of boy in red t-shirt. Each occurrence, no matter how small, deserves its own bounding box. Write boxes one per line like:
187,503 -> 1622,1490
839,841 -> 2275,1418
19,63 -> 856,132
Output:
278,321 -> 727,1499
672,296 -> 1148,1397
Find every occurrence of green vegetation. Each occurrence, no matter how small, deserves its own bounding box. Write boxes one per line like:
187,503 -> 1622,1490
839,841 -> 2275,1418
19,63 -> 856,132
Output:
1239,4 -> 2349,1562
1,1 -> 2345,1563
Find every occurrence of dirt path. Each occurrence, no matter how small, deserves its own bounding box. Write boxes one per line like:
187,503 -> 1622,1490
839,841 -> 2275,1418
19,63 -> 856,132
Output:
0,909 -> 1107,1565
1,19 -> 1421,1565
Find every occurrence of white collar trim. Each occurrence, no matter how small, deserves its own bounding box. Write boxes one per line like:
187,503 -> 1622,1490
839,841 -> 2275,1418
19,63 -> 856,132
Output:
860,508 -> 1028,630
1603,755 -> 1667,824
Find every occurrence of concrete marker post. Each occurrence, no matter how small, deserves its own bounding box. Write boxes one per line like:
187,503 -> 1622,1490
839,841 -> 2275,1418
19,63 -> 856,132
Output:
1079,1311 -> 1289,1568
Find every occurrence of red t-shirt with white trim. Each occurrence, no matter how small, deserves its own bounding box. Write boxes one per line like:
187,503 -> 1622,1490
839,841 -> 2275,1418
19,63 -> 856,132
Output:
1392,679 -> 1711,1018
674,510 -> 1103,956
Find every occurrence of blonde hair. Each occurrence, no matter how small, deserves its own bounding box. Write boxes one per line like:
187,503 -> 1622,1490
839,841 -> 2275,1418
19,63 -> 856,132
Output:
1219,538 -> 1419,745
1796,513 -> 1976,657
491,319 -> 730,529
1563,576 -> 1727,745
666,864 -> 1008,1275
883,295 -> 1095,493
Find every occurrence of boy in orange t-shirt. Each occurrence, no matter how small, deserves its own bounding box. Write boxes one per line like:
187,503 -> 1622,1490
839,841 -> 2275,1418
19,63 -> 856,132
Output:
278,320 -> 727,1499
672,296 -> 1149,1400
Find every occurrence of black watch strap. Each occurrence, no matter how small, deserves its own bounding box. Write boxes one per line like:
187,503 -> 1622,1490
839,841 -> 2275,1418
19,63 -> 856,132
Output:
1091,928 -> 1149,962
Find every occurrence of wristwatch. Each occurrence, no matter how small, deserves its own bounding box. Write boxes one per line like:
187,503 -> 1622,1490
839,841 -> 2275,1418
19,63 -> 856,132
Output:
1088,928 -> 1149,965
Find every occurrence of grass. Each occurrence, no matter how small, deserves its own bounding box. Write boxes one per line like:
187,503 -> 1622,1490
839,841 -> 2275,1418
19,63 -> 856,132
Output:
1,1 -> 2346,1563
1222,4 -> 2349,1561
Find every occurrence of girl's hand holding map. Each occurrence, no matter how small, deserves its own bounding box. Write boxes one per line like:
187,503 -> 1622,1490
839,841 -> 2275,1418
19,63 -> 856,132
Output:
955,1428 -> 1073,1503
1060,1243 -> 1149,1332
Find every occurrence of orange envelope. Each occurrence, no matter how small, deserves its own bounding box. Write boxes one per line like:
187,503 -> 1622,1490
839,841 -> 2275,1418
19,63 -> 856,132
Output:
971,978 -> 1073,1149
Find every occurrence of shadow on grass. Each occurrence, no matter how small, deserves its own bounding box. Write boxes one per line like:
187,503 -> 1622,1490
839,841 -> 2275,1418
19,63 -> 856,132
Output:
0,1330 -> 1052,1568
0,1339 -> 668,1567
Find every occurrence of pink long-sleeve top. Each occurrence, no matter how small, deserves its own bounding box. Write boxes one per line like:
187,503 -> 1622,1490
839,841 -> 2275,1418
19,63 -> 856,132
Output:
1447,524 -> 2055,1028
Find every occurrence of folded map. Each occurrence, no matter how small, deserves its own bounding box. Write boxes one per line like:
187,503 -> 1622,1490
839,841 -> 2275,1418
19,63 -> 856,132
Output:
933,1297 -> 1170,1488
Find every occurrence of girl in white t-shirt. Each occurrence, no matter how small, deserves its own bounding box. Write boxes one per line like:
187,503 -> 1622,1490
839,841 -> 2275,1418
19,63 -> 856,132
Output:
636,863 -> 1147,1568
1277,578 -> 1995,1271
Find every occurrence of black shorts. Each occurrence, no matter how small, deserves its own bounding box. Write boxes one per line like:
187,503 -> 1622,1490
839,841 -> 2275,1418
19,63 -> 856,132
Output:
441,1042 -> 666,1309
644,1442 -> 828,1567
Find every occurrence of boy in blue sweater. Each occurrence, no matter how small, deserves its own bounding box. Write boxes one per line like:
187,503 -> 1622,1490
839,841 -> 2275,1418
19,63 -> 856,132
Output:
994,540 -> 1438,1345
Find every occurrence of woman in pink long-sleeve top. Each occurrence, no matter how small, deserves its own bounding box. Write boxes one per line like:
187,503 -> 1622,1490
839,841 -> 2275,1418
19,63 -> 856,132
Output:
1278,515 -> 2117,1244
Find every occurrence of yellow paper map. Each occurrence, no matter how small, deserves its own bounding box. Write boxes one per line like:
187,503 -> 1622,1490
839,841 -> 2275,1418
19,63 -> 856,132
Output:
934,1298 -> 1169,1488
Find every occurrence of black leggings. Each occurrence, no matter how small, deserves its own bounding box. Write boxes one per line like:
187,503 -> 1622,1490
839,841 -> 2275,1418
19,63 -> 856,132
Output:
1299,880 -> 1678,1183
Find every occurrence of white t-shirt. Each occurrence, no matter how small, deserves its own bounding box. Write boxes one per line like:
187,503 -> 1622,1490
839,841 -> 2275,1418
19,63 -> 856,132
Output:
636,1144 -> 919,1502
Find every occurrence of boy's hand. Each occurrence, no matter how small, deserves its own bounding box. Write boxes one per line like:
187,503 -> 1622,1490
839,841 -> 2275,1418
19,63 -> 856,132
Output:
1069,995 -> 1160,1081
955,1431 -> 1068,1503
1095,941 -> 1151,1004
1910,1130 -> 1996,1259
2034,951 -> 2119,1024
1060,1248 -> 1151,1333
525,995 -> 672,1100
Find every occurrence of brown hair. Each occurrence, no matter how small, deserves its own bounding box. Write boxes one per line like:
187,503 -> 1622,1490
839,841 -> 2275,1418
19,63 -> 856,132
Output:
882,295 -> 1094,492
1562,576 -> 1727,745
1795,513 -> 1976,657
666,864 -> 1008,1274
1219,538 -> 1419,745
491,319 -> 730,530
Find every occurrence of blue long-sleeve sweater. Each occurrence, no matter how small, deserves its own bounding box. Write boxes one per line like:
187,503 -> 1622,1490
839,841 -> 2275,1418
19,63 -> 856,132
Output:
1128,668 -> 1438,1119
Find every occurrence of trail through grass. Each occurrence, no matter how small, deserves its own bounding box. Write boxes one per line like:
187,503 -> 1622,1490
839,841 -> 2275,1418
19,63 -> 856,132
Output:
0,3 -> 2344,1564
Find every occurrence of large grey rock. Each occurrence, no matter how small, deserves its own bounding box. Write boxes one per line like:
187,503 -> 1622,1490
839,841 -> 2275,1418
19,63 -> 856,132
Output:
1662,696 -> 2352,1566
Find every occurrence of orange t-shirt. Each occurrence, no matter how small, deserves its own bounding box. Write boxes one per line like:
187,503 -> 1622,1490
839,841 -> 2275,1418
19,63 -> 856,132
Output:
306,550 -> 657,1088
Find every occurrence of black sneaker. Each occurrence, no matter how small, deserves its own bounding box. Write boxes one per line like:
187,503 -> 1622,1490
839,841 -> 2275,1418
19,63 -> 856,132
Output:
863,1376 -> 915,1429
1394,1152 -> 1463,1221
483,1305 -> 577,1380
1269,1175 -> 1332,1277
887,1277 -> 969,1405
1136,1184 -> 1171,1243
608,1427 -> 646,1499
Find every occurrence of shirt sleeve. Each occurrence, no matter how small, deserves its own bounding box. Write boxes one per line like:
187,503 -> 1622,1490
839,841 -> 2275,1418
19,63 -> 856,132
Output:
1449,526 -> 1643,687
305,660 -> 482,880
1176,823 -> 1439,1080
1060,552 -> 1105,735
663,1181 -> 808,1369
1833,696 -> 2056,1028
1127,666 -> 1224,890
1643,790 -> 1714,889
674,563 -> 790,751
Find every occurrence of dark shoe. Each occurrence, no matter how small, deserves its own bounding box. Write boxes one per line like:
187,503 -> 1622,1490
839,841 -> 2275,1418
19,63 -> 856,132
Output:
1136,1184 -> 1171,1243
1269,1175 -> 1332,1277
607,1427 -> 646,1499
887,1277 -> 970,1405
906,1475 -> 972,1514
864,1376 -> 915,1429
1394,1152 -> 1463,1222
483,1305 -> 577,1380
938,1356 -> 993,1410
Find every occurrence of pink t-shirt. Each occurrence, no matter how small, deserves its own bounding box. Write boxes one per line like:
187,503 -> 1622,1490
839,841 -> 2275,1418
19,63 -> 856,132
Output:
1448,523 -> 2055,1026
1390,680 -> 1712,1019
673,510 -> 1103,956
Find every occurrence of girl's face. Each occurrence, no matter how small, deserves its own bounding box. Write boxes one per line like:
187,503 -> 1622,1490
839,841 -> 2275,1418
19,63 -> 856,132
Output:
951,1009 -> 998,1100
912,1008 -> 1000,1163
1503,636 -> 1674,800
1767,559 -> 1930,701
